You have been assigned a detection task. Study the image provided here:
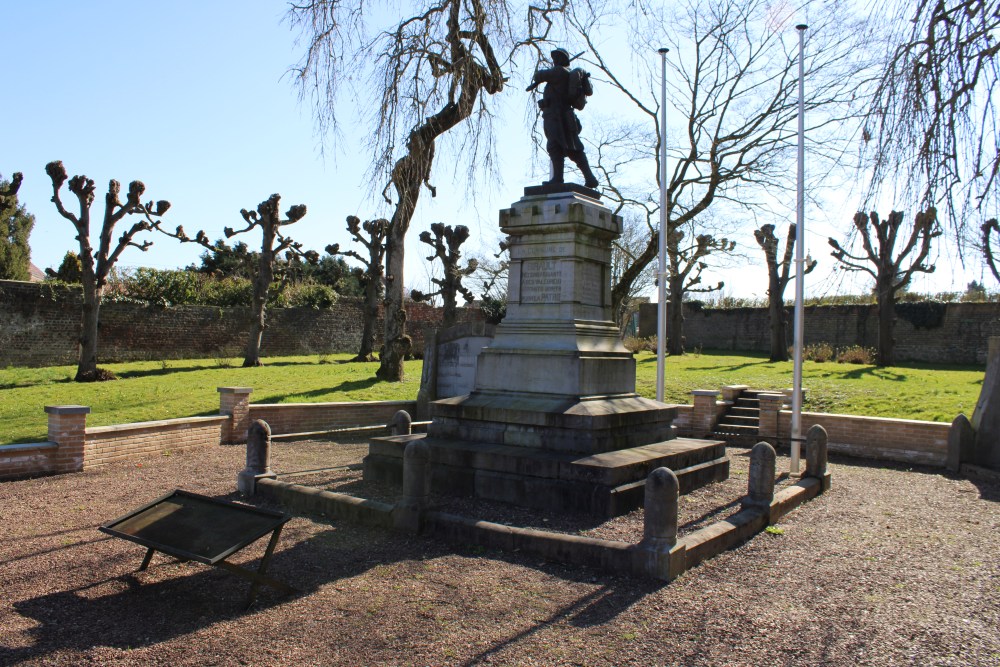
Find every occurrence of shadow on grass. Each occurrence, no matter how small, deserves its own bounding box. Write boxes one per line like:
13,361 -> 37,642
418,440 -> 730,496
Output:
264,377 -> 383,403
113,359 -> 322,381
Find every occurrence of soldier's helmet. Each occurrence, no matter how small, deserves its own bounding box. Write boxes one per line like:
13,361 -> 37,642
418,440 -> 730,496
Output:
551,48 -> 571,66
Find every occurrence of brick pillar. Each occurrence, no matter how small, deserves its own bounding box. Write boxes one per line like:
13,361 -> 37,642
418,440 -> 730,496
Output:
45,405 -> 91,473
690,390 -> 720,437
218,387 -> 253,444
757,393 -> 786,446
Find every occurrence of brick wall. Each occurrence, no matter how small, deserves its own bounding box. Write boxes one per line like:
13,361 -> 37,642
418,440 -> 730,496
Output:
0,280 -> 482,367
85,416 -> 228,469
249,400 -> 417,436
639,301 -> 1000,365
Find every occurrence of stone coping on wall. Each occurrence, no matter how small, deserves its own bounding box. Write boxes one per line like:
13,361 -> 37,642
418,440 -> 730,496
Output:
86,415 -> 229,435
0,441 -> 58,453
250,400 -> 416,409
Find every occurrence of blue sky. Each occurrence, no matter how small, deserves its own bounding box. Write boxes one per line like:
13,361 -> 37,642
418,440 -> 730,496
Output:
2,1 -> 986,299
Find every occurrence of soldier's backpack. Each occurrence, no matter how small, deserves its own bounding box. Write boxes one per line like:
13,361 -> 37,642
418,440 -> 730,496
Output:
568,67 -> 593,111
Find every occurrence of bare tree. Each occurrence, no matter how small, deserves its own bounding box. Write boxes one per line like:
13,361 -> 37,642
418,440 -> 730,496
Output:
164,195 -> 314,367
411,222 -> 478,328
565,0 -> 866,355
665,228 -> 735,354
829,209 -> 941,366
467,237 -> 510,325
611,213 -> 656,335
862,0 -> 1000,236
44,161 -> 170,381
289,0 -> 562,381
754,224 -> 817,361
327,215 -> 388,361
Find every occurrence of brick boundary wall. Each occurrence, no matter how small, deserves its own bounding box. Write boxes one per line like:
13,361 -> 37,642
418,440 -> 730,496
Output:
248,401 -> 417,438
639,301 -> 1000,365
0,280 -> 483,368
0,389 -> 419,481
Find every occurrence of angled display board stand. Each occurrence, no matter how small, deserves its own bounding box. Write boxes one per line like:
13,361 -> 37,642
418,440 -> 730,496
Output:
100,489 -> 294,608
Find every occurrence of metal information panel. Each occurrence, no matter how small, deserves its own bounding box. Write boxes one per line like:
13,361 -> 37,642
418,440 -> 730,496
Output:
100,489 -> 294,607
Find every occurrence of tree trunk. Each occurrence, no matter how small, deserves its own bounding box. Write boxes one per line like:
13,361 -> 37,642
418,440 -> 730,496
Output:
244,246 -> 274,367
355,279 -> 380,362
76,282 -> 102,381
767,272 -> 789,362
377,223 -> 412,380
667,275 -> 685,356
876,278 -> 896,367
442,290 -> 457,329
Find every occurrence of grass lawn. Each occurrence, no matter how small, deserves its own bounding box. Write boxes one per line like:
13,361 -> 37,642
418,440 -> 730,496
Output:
0,350 -> 983,444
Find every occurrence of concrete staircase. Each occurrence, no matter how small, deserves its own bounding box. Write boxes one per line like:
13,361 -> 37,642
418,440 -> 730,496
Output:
711,389 -> 768,446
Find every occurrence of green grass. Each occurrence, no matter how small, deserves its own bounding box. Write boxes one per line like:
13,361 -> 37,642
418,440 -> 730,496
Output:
0,349 -> 983,445
634,350 -> 981,424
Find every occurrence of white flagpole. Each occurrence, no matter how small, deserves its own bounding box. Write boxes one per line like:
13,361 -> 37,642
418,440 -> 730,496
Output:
791,24 -> 808,473
657,47 -> 669,403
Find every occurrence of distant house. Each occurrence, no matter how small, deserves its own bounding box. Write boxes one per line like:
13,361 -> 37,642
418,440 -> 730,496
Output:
28,262 -> 45,282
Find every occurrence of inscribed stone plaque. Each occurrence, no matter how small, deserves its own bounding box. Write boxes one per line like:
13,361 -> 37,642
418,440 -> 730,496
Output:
520,260 -> 562,303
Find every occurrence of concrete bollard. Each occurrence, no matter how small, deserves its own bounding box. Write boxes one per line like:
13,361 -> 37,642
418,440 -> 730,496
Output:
804,424 -> 829,478
394,440 -> 430,533
946,413 -> 975,473
238,419 -> 276,496
635,466 -> 686,581
642,467 -> 679,548
389,410 -> 413,436
745,441 -> 776,508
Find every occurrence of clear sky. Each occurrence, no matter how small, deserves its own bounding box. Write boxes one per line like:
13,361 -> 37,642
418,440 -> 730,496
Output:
1,1 -> 987,300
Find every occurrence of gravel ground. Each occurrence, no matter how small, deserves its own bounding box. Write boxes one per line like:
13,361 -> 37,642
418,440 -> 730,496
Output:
1,439 -> 998,666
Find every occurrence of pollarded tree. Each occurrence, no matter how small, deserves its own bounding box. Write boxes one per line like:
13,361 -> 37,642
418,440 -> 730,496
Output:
754,223 -> 817,361
829,209 -> 941,367
0,172 -> 35,282
289,0 -> 563,381
44,161 -> 171,381
410,222 -> 478,329
165,194 -> 315,367
327,215 -> 389,362
665,228 -> 735,354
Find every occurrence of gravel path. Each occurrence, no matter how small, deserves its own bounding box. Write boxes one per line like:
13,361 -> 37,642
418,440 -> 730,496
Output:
1,440 -> 998,666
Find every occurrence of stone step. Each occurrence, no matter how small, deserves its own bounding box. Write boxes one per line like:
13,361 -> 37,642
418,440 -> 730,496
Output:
735,397 -> 760,408
709,431 -> 764,447
727,407 -> 760,417
712,423 -> 759,435
364,434 -> 730,517
716,415 -> 759,427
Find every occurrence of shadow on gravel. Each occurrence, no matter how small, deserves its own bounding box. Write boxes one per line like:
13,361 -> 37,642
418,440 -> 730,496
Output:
0,521 -> 430,664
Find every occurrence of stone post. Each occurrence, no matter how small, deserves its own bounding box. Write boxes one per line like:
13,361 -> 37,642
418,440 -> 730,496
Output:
393,440 -> 430,533
389,410 -> 413,436
218,387 -> 253,444
635,466 -> 686,580
690,390 -> 720,437
946,414 -> 975,473
45,405 -> 90,473
756,393 -> 786,446
745,441 -> 776,510
804,424 -> 832,492
238,419 -> 276,496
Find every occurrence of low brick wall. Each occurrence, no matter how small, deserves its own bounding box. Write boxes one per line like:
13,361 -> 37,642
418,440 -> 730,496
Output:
0,389 -> 417,481
777,411 -> 948,466
86,416 -> 228,469
248,400 -> 417,436
0,442 -> 60,480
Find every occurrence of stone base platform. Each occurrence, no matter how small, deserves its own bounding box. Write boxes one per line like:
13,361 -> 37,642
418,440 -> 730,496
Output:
364,435 -> 730,517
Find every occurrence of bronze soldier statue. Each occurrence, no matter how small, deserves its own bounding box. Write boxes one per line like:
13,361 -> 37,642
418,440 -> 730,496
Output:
526,48 -> 599,189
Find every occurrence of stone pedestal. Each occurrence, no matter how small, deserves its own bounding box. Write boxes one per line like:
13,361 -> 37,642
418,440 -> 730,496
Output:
365,188 -> 728,516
